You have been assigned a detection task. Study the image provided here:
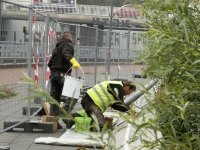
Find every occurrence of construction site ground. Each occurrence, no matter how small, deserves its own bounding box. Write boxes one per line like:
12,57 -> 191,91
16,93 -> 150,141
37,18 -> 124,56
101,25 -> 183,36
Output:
0,65 -> 148,150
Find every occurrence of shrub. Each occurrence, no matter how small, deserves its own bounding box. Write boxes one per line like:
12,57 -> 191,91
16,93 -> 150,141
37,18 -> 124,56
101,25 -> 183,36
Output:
135,0 -> 200,149
0,85 -> 18,99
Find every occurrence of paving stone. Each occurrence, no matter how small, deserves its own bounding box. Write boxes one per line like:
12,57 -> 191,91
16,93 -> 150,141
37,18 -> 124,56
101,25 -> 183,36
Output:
9,144 -> 29,150
0,143 -> 10,147
27,144 -> 53,150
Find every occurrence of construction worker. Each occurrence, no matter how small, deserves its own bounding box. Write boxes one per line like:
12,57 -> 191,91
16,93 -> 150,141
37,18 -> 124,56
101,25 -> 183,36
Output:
63,80 -> 136,130
48,31 -> 81,129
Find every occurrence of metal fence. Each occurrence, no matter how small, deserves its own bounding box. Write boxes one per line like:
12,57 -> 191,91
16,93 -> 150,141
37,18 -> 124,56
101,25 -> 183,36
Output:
0,0 -> 145,133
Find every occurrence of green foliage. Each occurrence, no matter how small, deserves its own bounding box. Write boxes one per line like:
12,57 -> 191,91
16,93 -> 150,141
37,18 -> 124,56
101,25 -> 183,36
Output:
0,85 -> 18,99
133,0 -> 200,149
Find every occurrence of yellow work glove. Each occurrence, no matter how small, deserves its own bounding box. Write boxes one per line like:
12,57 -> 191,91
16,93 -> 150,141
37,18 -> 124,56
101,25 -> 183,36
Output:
70,57 -> 81,69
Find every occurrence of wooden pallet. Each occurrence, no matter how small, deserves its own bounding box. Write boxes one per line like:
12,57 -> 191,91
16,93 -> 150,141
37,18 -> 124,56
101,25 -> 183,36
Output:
3,121 -> 53,133
42,116 -> 58,131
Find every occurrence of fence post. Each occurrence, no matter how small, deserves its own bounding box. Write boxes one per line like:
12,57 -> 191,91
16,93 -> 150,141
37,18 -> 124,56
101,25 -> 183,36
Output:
94,26 -> 98,84
51,21 -> 57,51
43,14 -> 50,91
106,0 -> 114,80
127,26 -> 131,64
117,46 -> 120,78
0,0 -> 2,41
133,50 -> 136,81
27,6 -> 33,120
75,24 -> 80,78
106,31 -> 109,80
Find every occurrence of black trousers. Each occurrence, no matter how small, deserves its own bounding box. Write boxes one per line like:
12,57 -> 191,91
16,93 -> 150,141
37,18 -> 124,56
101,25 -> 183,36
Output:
50,72 -> 77,116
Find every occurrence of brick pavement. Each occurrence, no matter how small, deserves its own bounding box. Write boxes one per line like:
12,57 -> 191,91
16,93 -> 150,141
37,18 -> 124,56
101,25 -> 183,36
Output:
0,103 -> 103,150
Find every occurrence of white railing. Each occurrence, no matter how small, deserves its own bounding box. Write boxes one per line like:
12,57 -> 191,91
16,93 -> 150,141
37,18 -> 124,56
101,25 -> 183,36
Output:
2,0 -> 119,17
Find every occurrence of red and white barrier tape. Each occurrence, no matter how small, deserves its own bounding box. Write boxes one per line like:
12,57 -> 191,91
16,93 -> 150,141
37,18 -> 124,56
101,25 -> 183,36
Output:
31,12 -> 57,89
45,27 -> 57,88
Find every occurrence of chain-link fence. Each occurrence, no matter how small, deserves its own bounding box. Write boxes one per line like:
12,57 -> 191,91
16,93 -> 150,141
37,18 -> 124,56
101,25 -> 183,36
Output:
0,0 -> 146,133
0,0 -> 34,133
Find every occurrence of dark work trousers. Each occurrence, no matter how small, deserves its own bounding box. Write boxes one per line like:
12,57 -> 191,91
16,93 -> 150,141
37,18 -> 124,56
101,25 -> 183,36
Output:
50,72 -> 77,116
80,94 -> 106,128
50,72 -> 65,116
62,97 -> 78,113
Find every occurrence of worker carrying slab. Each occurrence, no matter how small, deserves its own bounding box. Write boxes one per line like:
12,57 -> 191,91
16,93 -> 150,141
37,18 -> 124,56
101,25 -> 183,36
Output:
63,80 -> 136,131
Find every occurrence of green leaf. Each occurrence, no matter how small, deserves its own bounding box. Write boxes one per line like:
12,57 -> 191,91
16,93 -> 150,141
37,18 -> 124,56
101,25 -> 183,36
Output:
192,59 -> 200,65
185,71 -> 197,82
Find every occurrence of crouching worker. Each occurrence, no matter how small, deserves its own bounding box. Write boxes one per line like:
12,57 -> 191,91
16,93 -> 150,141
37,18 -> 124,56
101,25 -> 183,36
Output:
62,80 -> 136,131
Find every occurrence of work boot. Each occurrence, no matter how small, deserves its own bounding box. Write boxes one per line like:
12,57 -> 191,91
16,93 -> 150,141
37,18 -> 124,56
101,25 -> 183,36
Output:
57,122 -> 63,129
62,119 -> 74,129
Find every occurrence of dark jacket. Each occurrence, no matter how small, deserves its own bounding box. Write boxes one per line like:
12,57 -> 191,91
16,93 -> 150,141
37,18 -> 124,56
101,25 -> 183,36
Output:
108,82 -> 129,112
48,38 -> 74,74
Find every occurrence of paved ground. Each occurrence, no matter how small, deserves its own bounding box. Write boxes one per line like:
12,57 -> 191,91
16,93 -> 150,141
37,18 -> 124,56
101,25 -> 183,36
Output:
0,102 -> 105,150
0,64 -> 148,150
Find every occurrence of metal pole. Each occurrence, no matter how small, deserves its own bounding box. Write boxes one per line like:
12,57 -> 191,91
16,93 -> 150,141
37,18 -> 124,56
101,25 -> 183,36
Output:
133,50 -> 135,80
127,26 -> 131,64
75,25 -> 80,78
94,26 -> 98,84
43,14 -> 49,91
124,80 -> 158,106
27,6 -> 33,121
50,22 -> 55,54
117,42 -> 120,78
0,0 -> 2,41
107,0 -> 114,80
53,21 -> 57,48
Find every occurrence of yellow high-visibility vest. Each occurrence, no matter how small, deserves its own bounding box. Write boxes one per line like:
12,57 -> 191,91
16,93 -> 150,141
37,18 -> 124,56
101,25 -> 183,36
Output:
87,81 -> 123,112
